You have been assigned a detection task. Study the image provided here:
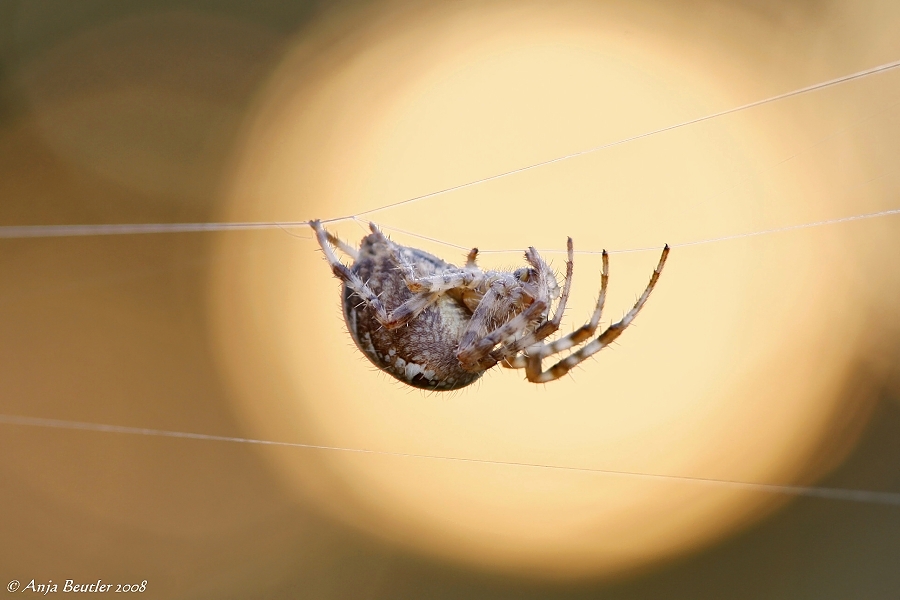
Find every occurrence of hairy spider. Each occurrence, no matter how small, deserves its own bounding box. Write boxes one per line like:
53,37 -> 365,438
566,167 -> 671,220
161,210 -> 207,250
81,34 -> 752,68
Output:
311,220 -> 668,391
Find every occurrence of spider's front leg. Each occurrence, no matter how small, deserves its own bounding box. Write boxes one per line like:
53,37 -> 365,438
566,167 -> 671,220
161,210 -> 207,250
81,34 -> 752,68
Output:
455,280 -> 548,371
493,238 -> 575,365
458,243 -> 567,372
311,220 -> 440,330
523,245 -> 669,383
502,245 -> 605,369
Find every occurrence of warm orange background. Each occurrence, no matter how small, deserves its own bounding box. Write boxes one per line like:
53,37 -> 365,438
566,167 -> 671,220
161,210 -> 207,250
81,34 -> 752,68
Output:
2,0 -> 900,597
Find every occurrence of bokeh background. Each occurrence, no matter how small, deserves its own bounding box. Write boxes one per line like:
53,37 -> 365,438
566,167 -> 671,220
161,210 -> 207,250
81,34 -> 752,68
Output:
2,0 -> 900,598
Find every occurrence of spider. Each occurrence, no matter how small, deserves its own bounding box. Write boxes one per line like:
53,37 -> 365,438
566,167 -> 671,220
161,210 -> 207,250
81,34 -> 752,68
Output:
311,220 -> 669,391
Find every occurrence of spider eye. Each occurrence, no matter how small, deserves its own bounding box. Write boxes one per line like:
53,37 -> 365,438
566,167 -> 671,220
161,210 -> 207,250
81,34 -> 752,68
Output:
514,268 -> 531,282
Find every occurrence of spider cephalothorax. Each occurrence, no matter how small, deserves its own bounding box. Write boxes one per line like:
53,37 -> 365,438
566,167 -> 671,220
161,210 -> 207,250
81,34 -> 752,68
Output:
311,220 -> 668,391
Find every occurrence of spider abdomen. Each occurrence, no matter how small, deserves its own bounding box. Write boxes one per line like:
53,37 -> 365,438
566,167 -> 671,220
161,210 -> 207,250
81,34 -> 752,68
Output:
342,234 -> 482,391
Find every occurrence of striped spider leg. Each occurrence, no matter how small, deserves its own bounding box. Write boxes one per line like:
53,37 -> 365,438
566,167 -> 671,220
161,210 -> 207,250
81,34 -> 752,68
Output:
501,246 -> 669,383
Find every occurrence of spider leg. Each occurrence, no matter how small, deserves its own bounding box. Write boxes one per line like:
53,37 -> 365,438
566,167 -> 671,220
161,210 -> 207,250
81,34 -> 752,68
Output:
401,268 -> 488,293
523,245 -> 669,383
458,243 -> 565,371
372,291 -> 442,329
310,219 -> 361,283
491,238 -> 575,364
324,229 -> 359,260
504,247 -> 609,369
457,297 -> 547,371
311,220 -> 440,329
466,248 -> 479,268
369,222 -> 488,294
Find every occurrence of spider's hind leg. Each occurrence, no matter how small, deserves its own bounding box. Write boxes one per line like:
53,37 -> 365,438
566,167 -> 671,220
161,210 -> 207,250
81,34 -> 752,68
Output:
368,223 -> 488,295
367,223 -> 429,289
466,248 -> 479,268
311,219 -> 439,330
326,230 -> 359,260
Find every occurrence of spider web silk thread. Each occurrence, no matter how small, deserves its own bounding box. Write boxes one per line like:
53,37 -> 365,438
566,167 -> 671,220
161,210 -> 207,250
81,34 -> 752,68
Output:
2,413 -> 899,507
379,207 -> 900,255
2,208 -> 898,256
1,58 -> 899,244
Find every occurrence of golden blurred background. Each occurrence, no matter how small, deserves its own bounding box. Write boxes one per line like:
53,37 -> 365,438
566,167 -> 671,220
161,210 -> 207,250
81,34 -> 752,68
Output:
2,0 -> 900,597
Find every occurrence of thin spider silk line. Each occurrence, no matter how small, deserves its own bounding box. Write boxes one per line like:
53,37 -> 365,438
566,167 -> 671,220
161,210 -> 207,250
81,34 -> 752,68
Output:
0,221 -> 310,238
2,413 -> 899,507
381,206 -> 900,255
1,58 -> 898,242
3,206 -> 898,256
340,57 -> 900,221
